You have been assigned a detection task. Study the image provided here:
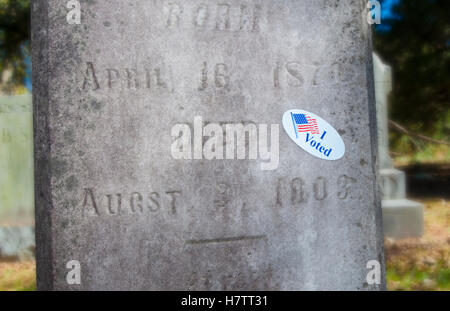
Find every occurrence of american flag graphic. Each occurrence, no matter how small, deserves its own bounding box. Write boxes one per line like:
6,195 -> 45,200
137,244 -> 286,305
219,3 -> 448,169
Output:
291,113 -> 320,137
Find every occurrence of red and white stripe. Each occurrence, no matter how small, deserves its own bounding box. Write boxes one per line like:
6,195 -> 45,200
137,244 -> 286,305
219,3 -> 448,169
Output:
297,116 -> 320,135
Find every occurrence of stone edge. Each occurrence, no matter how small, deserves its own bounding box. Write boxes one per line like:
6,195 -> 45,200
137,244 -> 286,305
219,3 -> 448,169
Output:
31,0 -> 54,291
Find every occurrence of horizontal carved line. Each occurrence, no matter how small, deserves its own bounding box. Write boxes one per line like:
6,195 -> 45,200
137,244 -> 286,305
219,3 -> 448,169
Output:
186,235 -> 267,245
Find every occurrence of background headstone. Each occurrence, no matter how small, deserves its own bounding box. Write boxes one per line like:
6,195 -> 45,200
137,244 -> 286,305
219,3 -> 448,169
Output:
0,94 -> 35,261
33,0 -> 385,290
373,53 -> 424,239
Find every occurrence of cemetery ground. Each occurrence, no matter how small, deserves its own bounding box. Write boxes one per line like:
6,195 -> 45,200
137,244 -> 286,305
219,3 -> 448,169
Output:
0,261 -> 35,291
0,198 -> 448,291
385,198 -> 450,290
385,162 -> 450,291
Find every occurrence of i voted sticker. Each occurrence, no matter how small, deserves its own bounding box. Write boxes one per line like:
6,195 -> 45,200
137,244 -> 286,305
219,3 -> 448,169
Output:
282,109 -> 345,160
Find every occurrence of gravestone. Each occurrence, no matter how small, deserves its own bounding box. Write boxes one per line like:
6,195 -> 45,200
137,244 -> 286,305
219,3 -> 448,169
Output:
373,53 -> 424,239
33,0 -> 385,290
0,94 -> 35,260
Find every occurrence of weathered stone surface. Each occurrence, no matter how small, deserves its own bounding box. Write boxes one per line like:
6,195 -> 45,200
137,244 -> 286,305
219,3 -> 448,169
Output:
380,168 -> 406,200
33,0 -> 385,290
0,95 -> 34,226
0,226 -> 35,261
0,95 -> 35,261
382,199 -> 424,239
373,53 -> 393,170
373,53 -> 424,239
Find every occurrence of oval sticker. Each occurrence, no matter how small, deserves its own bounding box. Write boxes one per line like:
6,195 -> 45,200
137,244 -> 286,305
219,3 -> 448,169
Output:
282,109 -> 345,160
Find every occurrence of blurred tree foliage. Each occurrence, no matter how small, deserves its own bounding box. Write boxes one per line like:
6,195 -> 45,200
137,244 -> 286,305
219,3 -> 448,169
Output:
374,0 -> 450,152
0,0 -> 29,93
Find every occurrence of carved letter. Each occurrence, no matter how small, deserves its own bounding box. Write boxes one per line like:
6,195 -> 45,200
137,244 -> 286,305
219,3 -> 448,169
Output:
215,4 -> 230,30
106,69 -> 120,89
130,192 -> 143,213
154,67 -> 169,89
106,194 -> 122,215
166,3 -> 182,28
337,175 -> 356,200
276,178 -> 283,207
215,63 -> 229,88
239,4 -> 261,32
82,62 -> 100,90
125,69 -> 140,89
82,188 -> 100,216
198,62 -> 208,91
148,192 -> 161,212
273,63 -> 281,88
313,177 -> 328,201
291,178 -> 307,205
166,190 -> 182,214
286,62 -> 304,87
194,4 -> 209,28
1,129 -> 11,143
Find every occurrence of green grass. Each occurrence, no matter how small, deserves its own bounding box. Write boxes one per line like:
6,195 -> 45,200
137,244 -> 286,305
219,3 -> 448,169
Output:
0,261 -> 36,291
387,265 -> 450,291
385,198 -> 450,291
